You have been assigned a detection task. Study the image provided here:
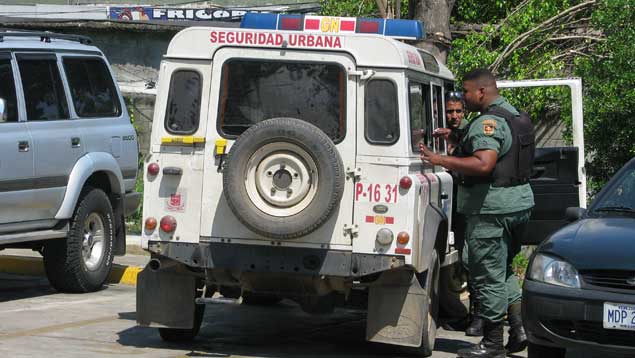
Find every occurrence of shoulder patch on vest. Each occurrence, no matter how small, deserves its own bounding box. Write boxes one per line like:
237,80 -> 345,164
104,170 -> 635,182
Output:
482,119 -> 496,136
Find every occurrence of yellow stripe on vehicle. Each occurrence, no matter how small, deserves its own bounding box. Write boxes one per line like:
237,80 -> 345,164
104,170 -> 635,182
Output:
161,136 -> 206,145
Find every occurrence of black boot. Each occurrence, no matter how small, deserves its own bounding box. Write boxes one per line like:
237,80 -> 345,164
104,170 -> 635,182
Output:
505,301 -> 528,353
465,292 -> 484,336
457,320 -> 506,358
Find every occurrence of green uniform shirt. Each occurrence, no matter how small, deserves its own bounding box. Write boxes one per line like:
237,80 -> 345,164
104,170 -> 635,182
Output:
456,96 -> 535,215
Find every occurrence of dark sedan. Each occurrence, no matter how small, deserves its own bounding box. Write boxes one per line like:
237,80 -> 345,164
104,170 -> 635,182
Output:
523,158 -> 635,357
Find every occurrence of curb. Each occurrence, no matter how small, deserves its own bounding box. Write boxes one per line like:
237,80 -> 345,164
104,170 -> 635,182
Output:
0,255 -> 142,286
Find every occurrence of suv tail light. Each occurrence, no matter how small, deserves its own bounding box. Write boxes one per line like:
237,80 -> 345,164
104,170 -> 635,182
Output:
147,163 -> 160,176
397,231 -> 410,245
399,176 -> 412,190
145,217 -> 157,231
160,216 -> 177,233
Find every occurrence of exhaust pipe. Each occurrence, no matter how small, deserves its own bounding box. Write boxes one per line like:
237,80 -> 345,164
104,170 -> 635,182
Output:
148,258 -> 178,272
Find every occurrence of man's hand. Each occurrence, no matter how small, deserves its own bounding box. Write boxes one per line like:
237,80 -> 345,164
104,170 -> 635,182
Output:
432,128 -> 451,140
419,143 -> 443,166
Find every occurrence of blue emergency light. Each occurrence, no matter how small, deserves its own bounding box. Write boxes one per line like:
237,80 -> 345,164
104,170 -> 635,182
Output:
240,13 -> 425,41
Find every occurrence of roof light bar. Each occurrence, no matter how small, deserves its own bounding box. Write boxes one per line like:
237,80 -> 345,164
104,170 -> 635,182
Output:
240,13 -> 425,41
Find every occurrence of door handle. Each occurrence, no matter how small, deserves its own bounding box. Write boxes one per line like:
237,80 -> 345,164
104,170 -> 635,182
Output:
71,137 -> 81,148
18,140 -> 29,152
441,192 -> 449,200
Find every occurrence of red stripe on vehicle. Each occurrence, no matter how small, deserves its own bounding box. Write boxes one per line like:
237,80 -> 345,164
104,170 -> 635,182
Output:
305,19 -> 320,30
365,215 -> 374,223
395,248 -> 411,255
340,20 -> 355,31
386,217 -> 394,224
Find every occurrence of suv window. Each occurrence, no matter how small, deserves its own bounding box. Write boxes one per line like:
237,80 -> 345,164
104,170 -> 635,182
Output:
0,57 -> 18,123
165,70 -> 202,135
409,82 -> 432,152
18,57 -> 69,121
218,60 -> 345,142
63,57 -> 121,118
365,79 -> 399,145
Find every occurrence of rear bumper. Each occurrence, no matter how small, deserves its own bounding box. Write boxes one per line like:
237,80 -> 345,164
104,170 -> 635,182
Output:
124,191 -> 141,217
147,241 -> 406,278
523,279 -> 635,354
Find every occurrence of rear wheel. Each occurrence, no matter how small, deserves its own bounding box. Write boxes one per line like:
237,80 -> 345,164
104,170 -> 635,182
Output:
527,342 -> 566,358
43,187 -> 115,293
158,303 -> 205,342
158,281 -> 209,342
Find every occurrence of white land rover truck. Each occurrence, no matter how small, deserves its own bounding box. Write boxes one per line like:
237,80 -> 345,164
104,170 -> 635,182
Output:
137,13 -> 586,355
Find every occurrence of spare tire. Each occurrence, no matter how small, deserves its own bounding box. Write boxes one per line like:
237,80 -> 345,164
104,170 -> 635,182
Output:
223,117 -> 344,239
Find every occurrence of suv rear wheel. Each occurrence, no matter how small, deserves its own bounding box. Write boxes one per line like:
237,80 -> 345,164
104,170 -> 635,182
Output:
43,187 -> 115,293
158,302 -> 205,342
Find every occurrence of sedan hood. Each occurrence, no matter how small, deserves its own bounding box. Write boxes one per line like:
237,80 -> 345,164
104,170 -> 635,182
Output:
539,218 -> 635,271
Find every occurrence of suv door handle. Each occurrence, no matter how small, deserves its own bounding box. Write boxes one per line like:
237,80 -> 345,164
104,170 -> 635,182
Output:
71,137 -> 81,148
18,140 -> 29,152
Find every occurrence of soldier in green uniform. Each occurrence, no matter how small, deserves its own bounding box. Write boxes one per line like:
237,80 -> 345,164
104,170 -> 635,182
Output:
421,69 -> 534,358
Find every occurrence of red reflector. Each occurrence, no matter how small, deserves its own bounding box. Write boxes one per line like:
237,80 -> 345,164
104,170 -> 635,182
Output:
340,20 -> 355,31
395,248 -> 412,255
386,217 -> 394,224
305,19 -> 320,30
365,215 -> 374,223
359,21 -> 380,33
399,176 -> 412,190
280,17 -> 301,30
160,216 -> 177,233
147,163 -> 160,176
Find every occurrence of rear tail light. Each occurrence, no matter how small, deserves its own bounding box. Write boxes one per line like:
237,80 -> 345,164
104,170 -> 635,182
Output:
147,163 -> 160,176
399,176 -> 412,190
397,231 -> 410,245
144,217 -> 157,231
160,215 -> 177,233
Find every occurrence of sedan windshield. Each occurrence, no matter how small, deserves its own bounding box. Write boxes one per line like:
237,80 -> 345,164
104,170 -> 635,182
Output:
592,163 -> 635,216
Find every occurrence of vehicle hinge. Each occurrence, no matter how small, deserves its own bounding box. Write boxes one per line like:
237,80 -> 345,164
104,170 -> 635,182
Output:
343,224 -> 359,238
346,166 -> 362,181
348,69 -> 375,81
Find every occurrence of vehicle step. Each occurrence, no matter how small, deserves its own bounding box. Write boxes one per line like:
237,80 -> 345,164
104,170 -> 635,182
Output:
0,225 -> 69,245
195,296 -> 242,305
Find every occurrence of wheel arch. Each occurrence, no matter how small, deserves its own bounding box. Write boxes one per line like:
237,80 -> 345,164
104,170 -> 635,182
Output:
55,153 -> 124,220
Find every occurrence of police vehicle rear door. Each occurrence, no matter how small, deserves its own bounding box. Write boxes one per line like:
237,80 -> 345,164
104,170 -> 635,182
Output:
199,47 -> 357,247
497,78 -> 586,244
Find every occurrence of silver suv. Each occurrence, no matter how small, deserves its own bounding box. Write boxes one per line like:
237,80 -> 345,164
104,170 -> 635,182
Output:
0,30 -> 139,292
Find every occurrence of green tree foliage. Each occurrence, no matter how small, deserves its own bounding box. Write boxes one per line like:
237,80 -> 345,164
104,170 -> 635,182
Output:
576,0 -> 635,185
452,0 -> 523,23
320,0 -> 379,17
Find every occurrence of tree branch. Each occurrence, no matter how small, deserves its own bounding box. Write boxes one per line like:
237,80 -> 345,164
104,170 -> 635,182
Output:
490,0 -> 597,73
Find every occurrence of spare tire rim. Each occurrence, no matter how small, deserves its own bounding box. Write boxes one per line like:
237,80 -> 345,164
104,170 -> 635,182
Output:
82,212 -> 105,271
246,142 -> 318,217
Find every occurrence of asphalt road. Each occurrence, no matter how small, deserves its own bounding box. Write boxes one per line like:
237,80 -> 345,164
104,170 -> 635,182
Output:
0,272 -> 512,358
0,272 -> 614,358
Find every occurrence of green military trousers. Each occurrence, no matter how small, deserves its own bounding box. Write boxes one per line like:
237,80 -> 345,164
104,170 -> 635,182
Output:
465,209 -> 531,322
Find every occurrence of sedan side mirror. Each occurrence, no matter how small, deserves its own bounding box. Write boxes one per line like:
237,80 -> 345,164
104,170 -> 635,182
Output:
0,98 -> 6,122
565,207 -> 586,222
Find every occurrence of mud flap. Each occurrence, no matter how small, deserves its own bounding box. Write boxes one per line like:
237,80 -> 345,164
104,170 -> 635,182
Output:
366,269 -> 426,347
136,266 -> 196,329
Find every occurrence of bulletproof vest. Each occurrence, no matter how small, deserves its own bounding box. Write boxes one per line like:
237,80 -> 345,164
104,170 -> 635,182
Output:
458,107 -> 536,187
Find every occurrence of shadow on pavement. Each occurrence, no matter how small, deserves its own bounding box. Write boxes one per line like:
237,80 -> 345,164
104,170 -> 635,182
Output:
0,273 -> 56,302
115,300 -> 425,358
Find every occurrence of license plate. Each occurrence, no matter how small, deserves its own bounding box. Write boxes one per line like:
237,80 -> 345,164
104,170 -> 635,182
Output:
603,302 -> 635,330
